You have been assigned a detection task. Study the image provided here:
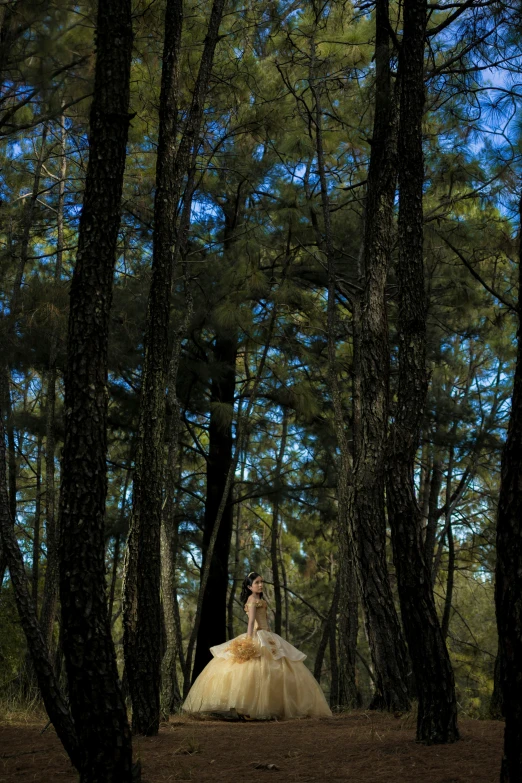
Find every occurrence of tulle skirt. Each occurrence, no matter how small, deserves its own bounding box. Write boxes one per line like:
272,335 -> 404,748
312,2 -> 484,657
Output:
183,630 -> 332,720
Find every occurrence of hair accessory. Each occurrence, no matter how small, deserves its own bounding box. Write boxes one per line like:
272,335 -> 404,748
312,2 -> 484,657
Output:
248,571 -> 255,578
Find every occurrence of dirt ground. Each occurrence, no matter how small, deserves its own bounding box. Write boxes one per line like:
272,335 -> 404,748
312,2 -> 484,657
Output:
0,711 -> 504,783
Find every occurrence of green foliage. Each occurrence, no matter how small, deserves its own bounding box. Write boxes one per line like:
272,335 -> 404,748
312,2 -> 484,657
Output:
1,0 -> 520,716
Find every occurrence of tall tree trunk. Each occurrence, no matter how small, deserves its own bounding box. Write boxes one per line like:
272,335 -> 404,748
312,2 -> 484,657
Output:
40,113 -> 66,648
310,12 -> 410,710
0,417 -> 80,772
183,289 -> 283,694
124,0 -> 226,734
347,0 -> 412,709
385,0 -> 458,744
191,199 -> 243,680
270,409 -> 288,636
31,433 -> 42,606
495,190 -> 522,781
192,328 -> 238,679
338,549 -> 361,709
57,0 -> 137,778
160,309 -> 191,717
40,372 -> 60,648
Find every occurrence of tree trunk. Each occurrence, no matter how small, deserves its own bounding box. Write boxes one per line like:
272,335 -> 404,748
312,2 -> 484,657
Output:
495,191 -> 522,781
227,447 -> 248,640
183,288 -> 283,694
192,328 -> 238,680
31,433 -> 42,606
329,582 -> 340,708
39,372 -> 60,649
160,313 -> 191,717
270,410 -> 288,636
425,456 -> 443,575
385,0 -> 458,744
314,579 -> 339,683
338,548 -> 361,709
0,125 -> 49,585
489,650 -> 504,720
57,0 -> 137,778
0,418 -> 80,772
441,521 -> 455,641
124,0 -> 226,734
39,114 -> 66,648
310,7 -> 411,710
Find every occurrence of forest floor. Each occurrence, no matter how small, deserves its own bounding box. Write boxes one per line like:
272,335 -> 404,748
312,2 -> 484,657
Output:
0,709 -> 503,783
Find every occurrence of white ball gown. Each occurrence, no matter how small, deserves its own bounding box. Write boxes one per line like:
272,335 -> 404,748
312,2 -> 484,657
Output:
183,598 -> 332,719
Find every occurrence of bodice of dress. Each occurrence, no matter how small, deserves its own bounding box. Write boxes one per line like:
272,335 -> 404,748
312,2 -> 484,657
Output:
244,598 -> 269,631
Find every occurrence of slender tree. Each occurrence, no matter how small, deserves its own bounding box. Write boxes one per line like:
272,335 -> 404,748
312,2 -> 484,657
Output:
345,0 -> 412,710
495,191 -> 522,781
0,417 -> 80,773
192,201 -> 241,679
385,0 -> 459,743
124,0 -> 227,734
57,0 -> 137,778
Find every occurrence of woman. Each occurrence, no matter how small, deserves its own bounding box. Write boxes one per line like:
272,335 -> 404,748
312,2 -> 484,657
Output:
183,571 -> 332,719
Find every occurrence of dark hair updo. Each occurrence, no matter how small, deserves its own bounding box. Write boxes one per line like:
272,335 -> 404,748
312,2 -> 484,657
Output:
240,571 -> 263,607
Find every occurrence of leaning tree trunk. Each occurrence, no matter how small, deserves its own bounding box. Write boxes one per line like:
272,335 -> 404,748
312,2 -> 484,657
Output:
495,191 -> 522,781
0,417 -> 80,773
57,0 -> 137,779
385,0 -> 458,745
124,0 -> 227,734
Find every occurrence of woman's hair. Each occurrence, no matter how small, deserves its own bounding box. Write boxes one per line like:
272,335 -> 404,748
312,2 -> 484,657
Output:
240,571 -> 263,607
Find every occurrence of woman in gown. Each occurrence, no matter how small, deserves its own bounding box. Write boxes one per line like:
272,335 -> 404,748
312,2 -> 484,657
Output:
183,571 -> 332,720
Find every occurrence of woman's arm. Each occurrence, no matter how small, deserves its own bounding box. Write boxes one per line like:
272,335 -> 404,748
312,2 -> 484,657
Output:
246,601 -> 256,637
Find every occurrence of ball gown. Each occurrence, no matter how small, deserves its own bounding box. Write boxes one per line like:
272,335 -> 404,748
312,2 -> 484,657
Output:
182,598 -> 332,720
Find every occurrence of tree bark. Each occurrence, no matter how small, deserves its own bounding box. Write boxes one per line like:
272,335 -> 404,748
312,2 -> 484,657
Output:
227,446 -> 248,640
495,190 -> 522,781
385,0 -> 458,744
31,433 -> 42,607
338,548 -> 361,709
314,579 -> 339,683
310,9 -> 410,710
425,456 -> 443,574
160,309 -> 191,717
489,650 -> 504,720
57,0 -> 137,778
124,0 -> 226,734
270,410 -> 288,636
192,327 -> 238,680
329,579 -> 340,708
441,520 -> 455,641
